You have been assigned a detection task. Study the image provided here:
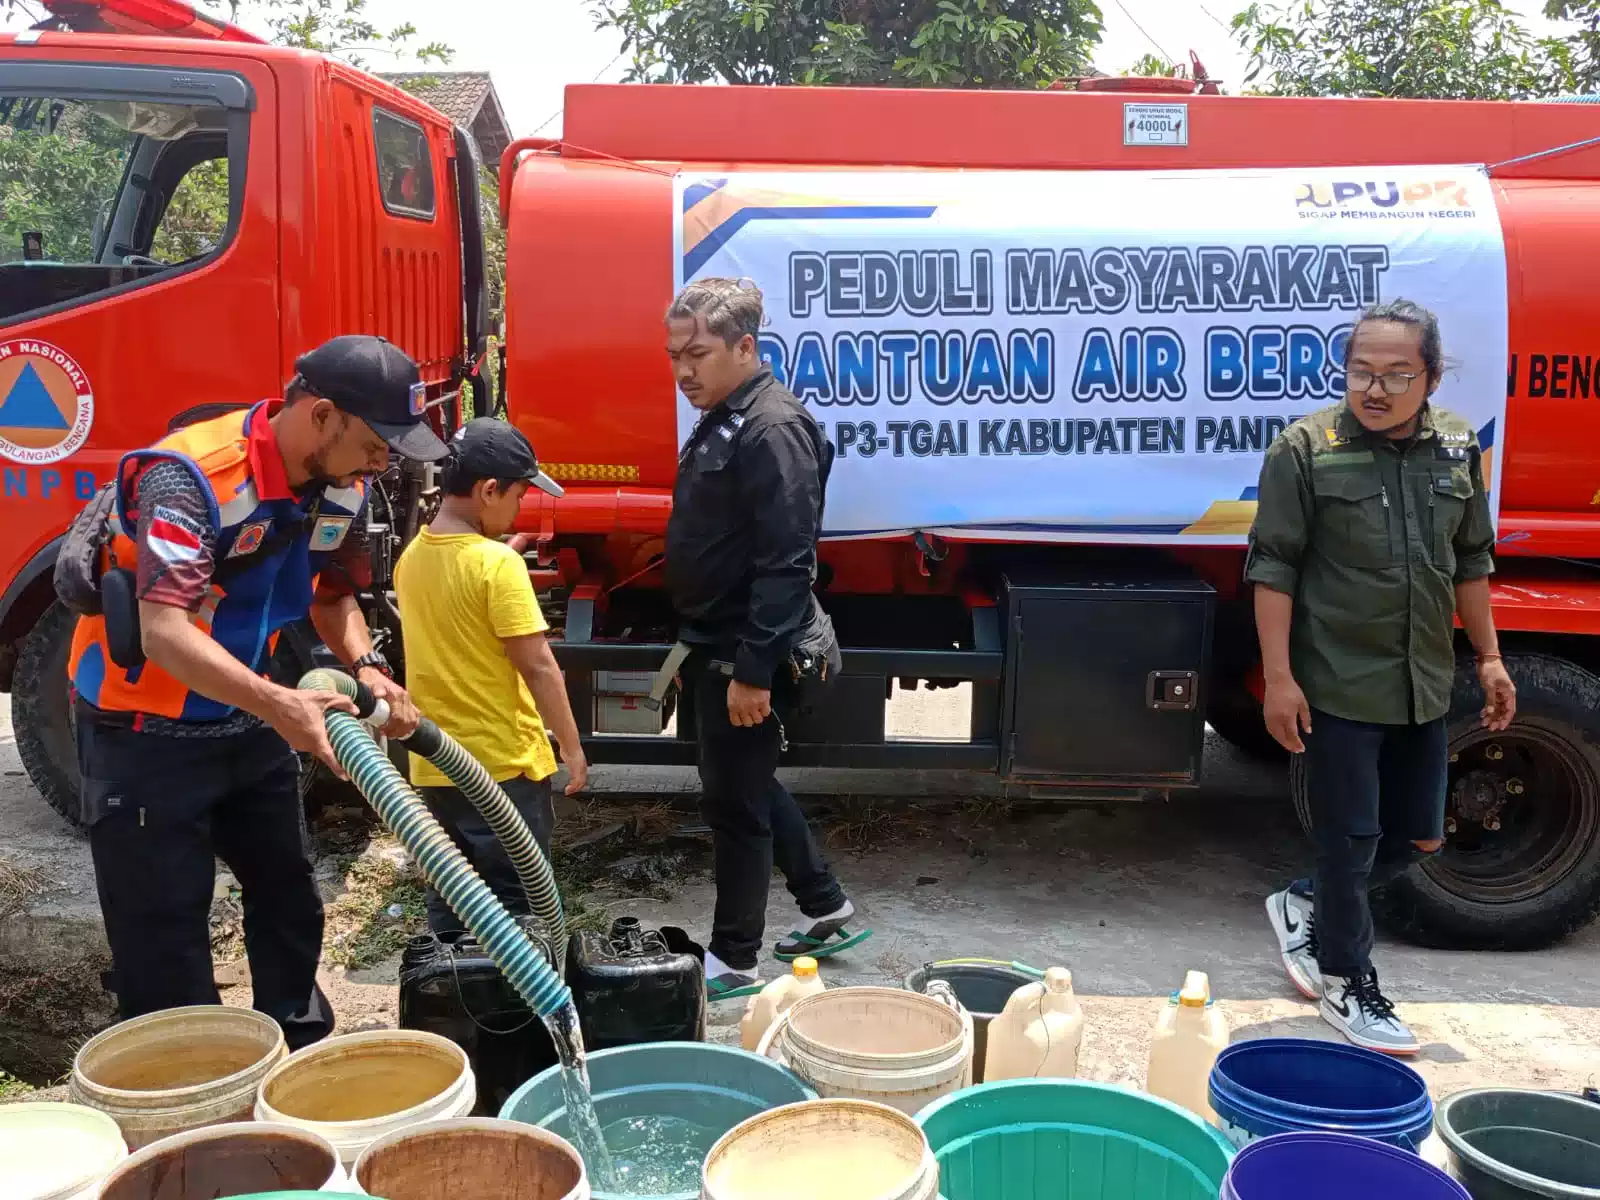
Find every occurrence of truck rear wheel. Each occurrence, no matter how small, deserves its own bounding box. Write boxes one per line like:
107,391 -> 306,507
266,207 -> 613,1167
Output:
1290,653 -> 1600,950
14,602 -> 82,834
1206,684 -> 1287,761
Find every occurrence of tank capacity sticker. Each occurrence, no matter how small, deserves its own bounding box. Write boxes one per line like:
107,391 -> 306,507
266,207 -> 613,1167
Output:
0,339 -> 94,465
1124,103 -> 1187,147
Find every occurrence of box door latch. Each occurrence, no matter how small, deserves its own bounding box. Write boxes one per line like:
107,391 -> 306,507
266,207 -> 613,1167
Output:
1146,670 -> 1198,713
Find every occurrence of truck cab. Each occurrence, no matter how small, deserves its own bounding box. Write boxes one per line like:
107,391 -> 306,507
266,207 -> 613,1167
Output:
0,1 -> 483,820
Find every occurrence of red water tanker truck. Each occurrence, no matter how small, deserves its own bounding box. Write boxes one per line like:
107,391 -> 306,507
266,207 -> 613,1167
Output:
5,0 -> 1600,953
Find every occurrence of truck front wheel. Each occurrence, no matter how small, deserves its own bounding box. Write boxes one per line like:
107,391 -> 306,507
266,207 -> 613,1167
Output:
14,602 -> 82,833
1291,653 -> 1600,950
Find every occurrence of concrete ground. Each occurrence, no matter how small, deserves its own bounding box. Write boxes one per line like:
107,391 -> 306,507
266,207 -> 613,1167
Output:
3,686 -> 1599,1106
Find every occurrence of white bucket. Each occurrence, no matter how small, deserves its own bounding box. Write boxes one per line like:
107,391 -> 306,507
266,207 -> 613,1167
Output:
701,1098 -> 938,1200
94,1120 -> 348,1198
757,987 -> 973,1117
0,1101 -> 127,1200
69,1005 -> 286,1150
253,1029 -> 476,1167
349,1116 -> 590,1199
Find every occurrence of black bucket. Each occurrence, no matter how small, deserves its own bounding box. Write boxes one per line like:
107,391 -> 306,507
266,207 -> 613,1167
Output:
1438,1088 -> 1600,1198
903,959 -> 1039,1081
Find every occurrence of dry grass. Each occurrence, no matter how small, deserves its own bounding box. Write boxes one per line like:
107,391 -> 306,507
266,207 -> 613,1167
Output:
322,837 -> 428,970
0,858 -> 51,921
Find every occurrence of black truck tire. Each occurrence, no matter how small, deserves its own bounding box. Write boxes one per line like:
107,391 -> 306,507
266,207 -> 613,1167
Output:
14,602 -> 83,834
1290,652 -> 1600,950
1207,685 -> 1288,762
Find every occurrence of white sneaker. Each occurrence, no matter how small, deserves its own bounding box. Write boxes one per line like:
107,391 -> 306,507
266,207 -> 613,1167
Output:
1321,970 -> 1420,1056
1265,889 -> 1321,999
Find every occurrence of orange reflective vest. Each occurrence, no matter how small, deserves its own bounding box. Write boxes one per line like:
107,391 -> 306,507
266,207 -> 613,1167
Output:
69,404 -> 366,721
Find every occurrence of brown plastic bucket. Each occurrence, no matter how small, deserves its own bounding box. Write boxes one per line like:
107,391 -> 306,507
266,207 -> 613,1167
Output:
352,1117 -> 589,1199
96,1120 -> 346,1198
254,1029 -> 476,1167
69,1005 -> 286,1149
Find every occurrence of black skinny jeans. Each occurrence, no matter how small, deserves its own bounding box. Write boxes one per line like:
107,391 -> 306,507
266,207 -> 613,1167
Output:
691,659 -> 846,970
419,773 -> 555,939
1289,708 -> 1448,978
80,716 -> 333,1049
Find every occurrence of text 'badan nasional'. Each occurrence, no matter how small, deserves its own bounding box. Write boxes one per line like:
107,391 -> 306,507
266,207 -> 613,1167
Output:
759,244 -> 1386,458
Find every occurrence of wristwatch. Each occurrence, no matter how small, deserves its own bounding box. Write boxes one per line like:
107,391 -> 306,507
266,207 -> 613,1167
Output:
352,651 -> 394,680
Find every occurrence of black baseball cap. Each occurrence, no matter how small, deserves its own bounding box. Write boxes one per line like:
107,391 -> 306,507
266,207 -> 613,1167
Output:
450,417 -> 564,498
292,335 -> 449,462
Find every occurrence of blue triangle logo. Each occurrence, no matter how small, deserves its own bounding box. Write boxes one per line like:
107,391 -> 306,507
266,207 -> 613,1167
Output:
0,363 -> 69,431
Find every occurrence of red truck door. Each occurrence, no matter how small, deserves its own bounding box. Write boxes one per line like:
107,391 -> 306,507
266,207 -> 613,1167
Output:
0,41 -> 280,820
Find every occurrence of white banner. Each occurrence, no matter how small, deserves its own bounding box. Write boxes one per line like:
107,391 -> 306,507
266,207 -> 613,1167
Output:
674,167 -> 1509,542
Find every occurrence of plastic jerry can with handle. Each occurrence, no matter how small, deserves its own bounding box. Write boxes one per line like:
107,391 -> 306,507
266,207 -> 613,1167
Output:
740,956 -> 826,1050
981,966 -> 1084,1082
1146,969 -> 1230,1122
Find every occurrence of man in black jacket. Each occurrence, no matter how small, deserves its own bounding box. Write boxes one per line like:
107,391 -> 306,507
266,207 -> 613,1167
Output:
663,277 -> 862,997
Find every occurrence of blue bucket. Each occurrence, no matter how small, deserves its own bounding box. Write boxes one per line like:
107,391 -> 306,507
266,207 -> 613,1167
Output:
1209,1037 -> 1433,1152
1222,1132 -> 1470,1200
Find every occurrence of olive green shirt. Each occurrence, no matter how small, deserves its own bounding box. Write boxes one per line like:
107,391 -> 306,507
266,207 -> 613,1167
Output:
1244,402 -> 1496,726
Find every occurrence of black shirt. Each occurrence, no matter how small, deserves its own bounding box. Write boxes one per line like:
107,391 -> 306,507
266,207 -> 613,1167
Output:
665,368 -> 830,688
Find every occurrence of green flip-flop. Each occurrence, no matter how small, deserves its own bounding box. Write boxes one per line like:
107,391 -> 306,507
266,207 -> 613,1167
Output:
774,926 -> 874,962
707,972 -> 764,1001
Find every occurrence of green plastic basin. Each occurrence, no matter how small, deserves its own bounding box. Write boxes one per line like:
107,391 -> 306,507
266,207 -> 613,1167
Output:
917,1078 -> 1236,1200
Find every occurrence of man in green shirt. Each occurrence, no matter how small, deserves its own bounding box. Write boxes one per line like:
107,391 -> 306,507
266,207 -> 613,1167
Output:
1246,299 -> 1517,1055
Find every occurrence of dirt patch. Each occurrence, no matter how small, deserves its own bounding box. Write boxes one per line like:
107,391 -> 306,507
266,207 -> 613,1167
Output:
0,951 -> 116,1085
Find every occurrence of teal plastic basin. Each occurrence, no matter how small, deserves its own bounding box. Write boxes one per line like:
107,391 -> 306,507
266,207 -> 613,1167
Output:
917,1079 -> 1236,1200
499,1041 -> 816,1200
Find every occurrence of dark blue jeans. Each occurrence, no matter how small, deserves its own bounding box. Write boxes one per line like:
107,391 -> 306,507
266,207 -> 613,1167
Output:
1288,709 -> 1448,978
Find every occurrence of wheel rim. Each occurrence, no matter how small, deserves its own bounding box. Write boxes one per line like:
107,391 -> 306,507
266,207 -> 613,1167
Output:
1427,723 -> 1600,904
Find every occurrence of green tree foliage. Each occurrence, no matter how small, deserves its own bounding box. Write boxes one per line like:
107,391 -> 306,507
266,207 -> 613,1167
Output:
1232,0 -> 1575,99
1546,0 -> 1600,91
150,159 -> 232,263
0,99 -> 132,262
1121,52 -> 1174,76
202,0 -> 451,66
592,0 -> 1105,88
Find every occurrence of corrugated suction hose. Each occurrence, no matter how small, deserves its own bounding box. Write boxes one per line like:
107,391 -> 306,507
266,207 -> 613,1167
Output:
299,668 -> 571,1019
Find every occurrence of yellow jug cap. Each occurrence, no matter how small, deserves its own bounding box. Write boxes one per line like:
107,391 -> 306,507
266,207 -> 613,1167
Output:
793,957 -> 819,977
1178,969 -> 1211,1007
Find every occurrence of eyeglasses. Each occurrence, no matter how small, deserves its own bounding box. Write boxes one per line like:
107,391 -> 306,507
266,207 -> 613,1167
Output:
1347,369 -> 1420,396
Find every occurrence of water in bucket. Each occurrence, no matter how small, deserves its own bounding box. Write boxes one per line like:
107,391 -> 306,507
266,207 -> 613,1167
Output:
544,1004 -> 622,1190
542,1002 -> 719,1195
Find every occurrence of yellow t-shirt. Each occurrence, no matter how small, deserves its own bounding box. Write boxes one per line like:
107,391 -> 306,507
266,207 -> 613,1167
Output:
394,527 -> 558,788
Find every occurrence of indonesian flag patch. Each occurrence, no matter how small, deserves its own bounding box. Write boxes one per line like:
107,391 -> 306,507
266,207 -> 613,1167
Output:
147,506 -> 205,564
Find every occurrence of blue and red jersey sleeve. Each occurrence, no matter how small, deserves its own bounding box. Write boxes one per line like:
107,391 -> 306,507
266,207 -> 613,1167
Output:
130,461 -> 218,611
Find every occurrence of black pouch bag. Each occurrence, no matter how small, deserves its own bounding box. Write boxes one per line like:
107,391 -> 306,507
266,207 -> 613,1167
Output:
53,481 -> 119,617
787,593 -> 842,711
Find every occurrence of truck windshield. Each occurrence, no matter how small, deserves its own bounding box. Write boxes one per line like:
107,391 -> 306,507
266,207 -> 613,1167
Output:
0,93 -> 234,323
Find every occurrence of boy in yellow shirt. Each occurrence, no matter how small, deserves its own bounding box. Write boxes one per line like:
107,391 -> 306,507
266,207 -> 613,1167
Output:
394,419 -> 588,938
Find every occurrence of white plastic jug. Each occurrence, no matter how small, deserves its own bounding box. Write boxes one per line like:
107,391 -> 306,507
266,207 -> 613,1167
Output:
980,966 -> 1084,1082
1146,969 -> 1230,1123
741,956 -> 826,1051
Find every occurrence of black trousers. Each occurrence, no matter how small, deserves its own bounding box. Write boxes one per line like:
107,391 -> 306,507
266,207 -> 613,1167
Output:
691,658 -> 846,970
1289,708 -> 1449,979
419,773 -> 555,938
79,717 -> 333,1049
